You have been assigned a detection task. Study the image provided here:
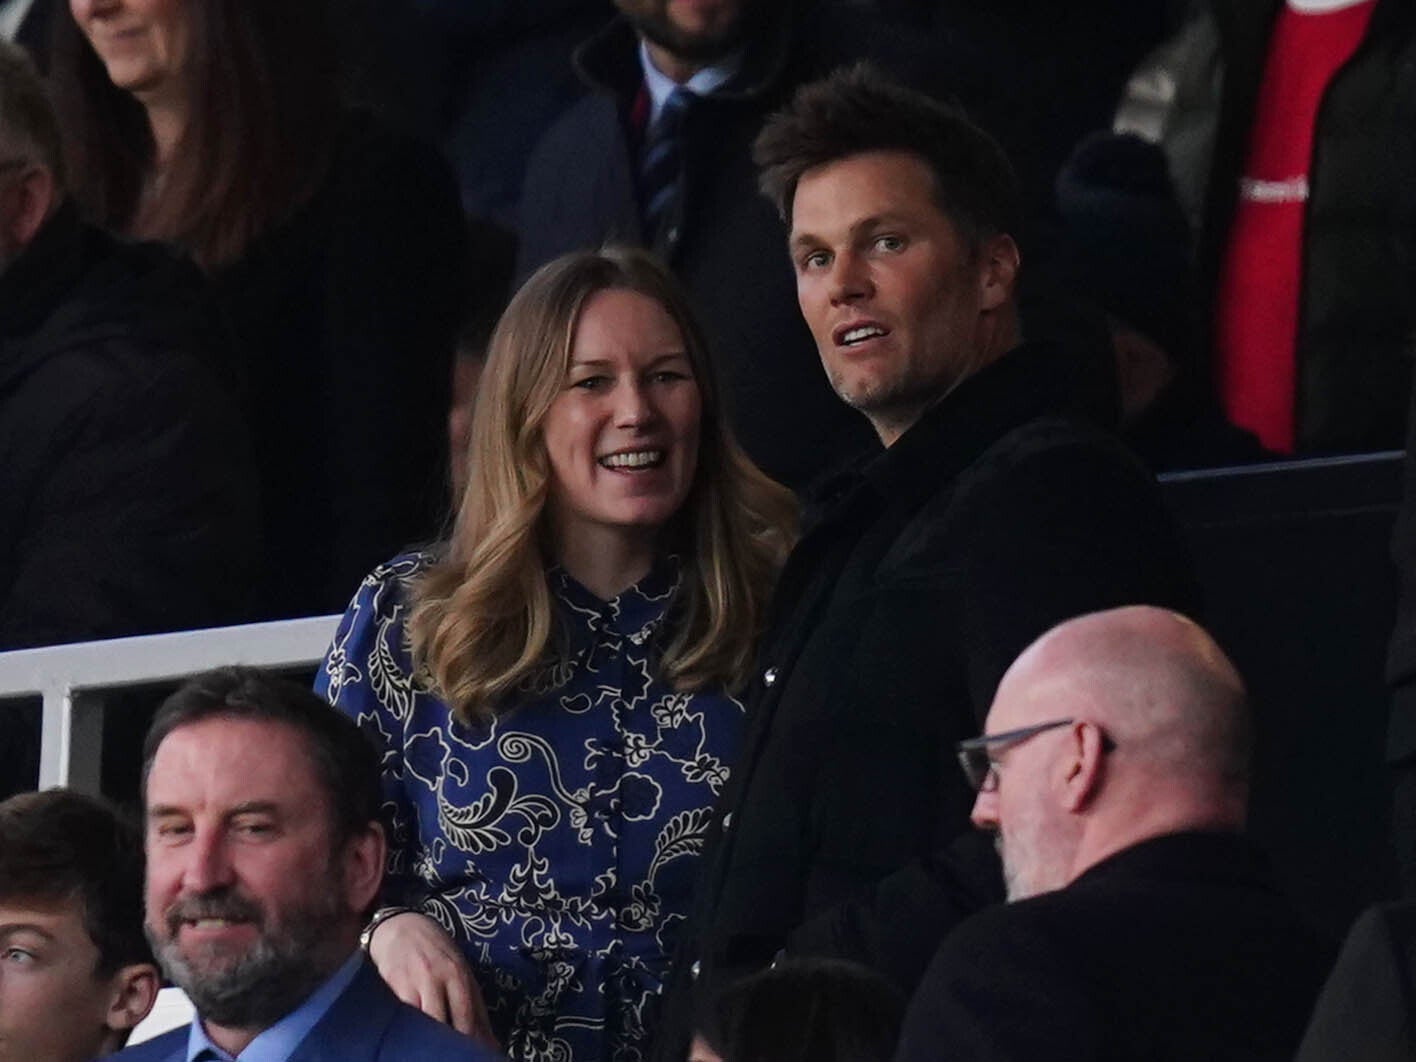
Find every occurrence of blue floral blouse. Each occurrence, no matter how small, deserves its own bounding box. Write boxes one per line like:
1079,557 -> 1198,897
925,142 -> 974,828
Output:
316,552 -> 744,1061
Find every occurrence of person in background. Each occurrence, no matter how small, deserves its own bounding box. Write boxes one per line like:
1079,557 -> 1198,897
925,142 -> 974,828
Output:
0,788 -> 159,1061
895,606 -> 1334,1062
517,0 -> 999,491
0,37 -> 257,795
49,0 -> 468,619
652,67 -> 1199,1062
1051,130 -> 1269,472
319,248 -> 795,1059
114,667 -> 494,1062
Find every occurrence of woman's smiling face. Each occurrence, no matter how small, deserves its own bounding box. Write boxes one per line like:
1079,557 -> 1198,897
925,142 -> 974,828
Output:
541,287 -> 703,555
70,0 -> 191,104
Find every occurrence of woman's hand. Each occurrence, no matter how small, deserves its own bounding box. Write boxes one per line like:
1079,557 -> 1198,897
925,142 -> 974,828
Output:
366,910 -> 496,1048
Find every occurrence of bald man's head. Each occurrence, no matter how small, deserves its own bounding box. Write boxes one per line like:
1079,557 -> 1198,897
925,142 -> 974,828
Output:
971,607 -> 1251,899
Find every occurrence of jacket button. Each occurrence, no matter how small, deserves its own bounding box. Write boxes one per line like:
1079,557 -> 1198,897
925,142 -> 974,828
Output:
691,960 -> 701,981
763,667 -> 778,687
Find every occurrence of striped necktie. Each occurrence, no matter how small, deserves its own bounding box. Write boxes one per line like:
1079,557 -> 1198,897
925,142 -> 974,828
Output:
639,87 -> 692,243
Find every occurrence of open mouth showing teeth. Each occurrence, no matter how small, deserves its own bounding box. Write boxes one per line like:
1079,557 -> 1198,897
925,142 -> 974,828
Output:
599,450 -> 665,469
841,325 -> 887,346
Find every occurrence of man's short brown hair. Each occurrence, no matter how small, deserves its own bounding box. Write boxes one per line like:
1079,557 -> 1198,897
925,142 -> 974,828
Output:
753,64 -> 1021,250
0,789 -> 150,974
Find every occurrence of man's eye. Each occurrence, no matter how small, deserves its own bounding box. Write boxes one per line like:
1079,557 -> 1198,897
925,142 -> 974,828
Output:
800,250 -> 830,271
873,234 -> 904,252
2,947 -> 36,965
153,822 -> 192,841
234,820 -> 274,836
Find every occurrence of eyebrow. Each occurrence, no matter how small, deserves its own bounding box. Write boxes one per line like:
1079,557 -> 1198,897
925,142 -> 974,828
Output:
569,352 -> 690,369
0,922 -> 57,942
790,213 -> 907,253
146,800 -> 283,820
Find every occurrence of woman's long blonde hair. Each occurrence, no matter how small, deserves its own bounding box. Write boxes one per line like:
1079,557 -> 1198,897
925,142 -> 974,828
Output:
408,248 -> 797,723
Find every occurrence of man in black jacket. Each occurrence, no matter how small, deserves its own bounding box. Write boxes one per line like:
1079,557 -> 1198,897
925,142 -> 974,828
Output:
652,68 -> 1199,1060
517,0 -> 1009,490
0,42 -> 258,792
896,606 -> 1333,1061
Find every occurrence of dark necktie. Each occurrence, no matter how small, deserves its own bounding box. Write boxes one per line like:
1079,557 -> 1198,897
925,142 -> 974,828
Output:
639,87 -> 692,243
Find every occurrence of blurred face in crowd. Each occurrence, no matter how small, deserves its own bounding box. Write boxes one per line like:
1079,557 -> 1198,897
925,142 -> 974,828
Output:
542,288 -> 702,566
69,0 -> 191,105
0,895 -> 155,1062
143,717 -> 381,1035
789,150 -> 1017,447
615,0 -> 752,67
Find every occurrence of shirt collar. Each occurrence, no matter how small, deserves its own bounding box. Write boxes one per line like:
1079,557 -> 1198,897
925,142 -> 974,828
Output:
636,40 -> 742,128
185,951 -> 364,1062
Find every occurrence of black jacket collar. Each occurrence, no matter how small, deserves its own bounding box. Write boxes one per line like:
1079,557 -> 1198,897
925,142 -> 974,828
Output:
0,199 -> 87,340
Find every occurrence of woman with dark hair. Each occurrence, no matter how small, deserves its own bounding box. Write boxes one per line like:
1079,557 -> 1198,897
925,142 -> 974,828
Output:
318,247 -> 795,1060
52,0 -> 467,618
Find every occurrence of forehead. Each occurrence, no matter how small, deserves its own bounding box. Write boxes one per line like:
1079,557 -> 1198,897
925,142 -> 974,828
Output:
570,288 -> 687,363
146,716 -> 329,817
789,150 -> 949,237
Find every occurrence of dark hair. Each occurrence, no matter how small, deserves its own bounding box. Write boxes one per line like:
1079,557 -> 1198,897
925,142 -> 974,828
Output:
142,667 -> 381,844
753,64 -> 1021,249
713,958 -> 907,1062
48,0 -> 339,267
0,39 -> 63,181
0,789 -> 151,975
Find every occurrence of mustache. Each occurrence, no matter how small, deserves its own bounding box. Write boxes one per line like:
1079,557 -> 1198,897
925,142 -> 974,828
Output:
162,889 -> 265,935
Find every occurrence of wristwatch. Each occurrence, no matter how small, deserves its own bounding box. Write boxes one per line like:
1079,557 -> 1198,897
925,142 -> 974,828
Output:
359,905 -> 414,952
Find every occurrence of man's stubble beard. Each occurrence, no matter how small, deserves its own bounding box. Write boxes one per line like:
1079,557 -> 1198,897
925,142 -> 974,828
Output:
622,1 -> 757,66
147,880 -> 351,1029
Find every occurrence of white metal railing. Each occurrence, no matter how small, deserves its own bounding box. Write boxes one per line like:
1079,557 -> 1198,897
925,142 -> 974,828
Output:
0,616 -> 340,792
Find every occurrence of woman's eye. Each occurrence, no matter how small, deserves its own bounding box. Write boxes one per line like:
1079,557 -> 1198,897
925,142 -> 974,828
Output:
572,376 -> 607,391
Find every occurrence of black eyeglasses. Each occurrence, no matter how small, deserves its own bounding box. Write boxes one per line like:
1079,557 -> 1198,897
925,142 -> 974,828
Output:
956,718 -> 1077,793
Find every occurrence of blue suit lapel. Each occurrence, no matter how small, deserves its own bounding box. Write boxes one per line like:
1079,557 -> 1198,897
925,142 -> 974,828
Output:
286,961 -> 397,1062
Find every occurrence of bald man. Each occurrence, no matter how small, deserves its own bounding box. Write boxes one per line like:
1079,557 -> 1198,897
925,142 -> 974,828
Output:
893,607 -> 1335,1062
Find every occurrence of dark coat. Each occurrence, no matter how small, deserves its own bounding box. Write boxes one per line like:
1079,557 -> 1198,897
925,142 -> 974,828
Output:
0,203 -> 259,794
108,959 -> 495,1062
895,832 -> 1336,1062
213,112 -> 466,619
517,3 -> 1010,491
0,203 -> 259,647
1296,900 -> 1416,1062
1196,0 -> 1416,453
652,342 -> 1201,1057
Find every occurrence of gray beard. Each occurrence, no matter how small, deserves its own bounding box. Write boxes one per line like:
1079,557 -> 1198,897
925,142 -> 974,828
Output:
147,888 -> 348,1029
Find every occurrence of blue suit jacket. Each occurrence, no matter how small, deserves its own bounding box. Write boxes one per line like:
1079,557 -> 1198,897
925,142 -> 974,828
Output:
108,960 -> 498,1062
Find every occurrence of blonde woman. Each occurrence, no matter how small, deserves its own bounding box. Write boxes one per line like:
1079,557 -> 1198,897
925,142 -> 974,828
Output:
318,248 -> 795,1061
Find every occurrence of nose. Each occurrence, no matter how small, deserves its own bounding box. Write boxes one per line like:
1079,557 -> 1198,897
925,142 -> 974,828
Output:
180,825 -> 236,894
614,378 -> 658,429
971,786 -> 1000,831
827,249 -> 872,306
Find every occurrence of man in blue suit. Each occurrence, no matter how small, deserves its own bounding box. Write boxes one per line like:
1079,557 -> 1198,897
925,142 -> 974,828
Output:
108,667 -> 497,1062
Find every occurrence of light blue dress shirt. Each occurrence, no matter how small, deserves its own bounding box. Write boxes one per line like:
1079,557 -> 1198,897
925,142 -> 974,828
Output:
637,41 -> 742,130
184,950 -> 364,1062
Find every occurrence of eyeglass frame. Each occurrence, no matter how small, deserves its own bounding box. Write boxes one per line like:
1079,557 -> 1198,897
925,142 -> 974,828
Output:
956,718 -> 1115,793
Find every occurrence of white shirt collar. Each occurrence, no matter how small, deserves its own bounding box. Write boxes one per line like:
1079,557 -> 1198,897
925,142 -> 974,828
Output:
637,40 -> 743,129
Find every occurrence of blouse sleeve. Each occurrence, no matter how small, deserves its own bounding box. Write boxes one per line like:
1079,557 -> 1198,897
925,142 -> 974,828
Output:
316,554 -> 429,905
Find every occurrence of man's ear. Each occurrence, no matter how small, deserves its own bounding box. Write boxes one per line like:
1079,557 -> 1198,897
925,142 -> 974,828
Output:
1060,721 -> 1107,814
103,962 -> 161,1040
342,821 -> 386,914
7,165 -> 56,249
977,233 -> 1021,312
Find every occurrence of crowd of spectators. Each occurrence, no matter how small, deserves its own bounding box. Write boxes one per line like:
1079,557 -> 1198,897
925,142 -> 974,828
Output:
5,0 -> 1416,1059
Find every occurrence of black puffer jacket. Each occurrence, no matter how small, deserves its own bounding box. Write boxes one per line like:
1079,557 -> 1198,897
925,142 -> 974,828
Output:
0,203 -> 260,649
